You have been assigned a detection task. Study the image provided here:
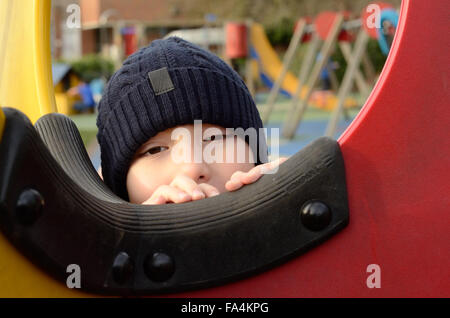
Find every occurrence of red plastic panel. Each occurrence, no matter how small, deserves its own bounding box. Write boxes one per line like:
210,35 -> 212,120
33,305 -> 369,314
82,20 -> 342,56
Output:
338,0 -> 450,297
315,11 -> 353,42
174,0 -> 449,297
314,11 -> 340,41
225,23 -> 248,59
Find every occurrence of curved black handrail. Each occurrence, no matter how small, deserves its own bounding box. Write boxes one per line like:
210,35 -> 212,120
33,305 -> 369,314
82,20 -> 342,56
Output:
0,107 -> 349,295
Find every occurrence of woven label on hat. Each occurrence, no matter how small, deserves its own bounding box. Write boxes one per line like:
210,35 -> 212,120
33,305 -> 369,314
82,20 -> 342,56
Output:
148,67 -> 174,95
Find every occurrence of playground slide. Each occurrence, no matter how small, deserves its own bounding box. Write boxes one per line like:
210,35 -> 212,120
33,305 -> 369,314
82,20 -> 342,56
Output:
249,23 -> 357,110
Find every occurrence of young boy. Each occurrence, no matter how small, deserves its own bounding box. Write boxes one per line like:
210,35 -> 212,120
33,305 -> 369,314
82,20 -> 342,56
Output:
96,37 -> 286,204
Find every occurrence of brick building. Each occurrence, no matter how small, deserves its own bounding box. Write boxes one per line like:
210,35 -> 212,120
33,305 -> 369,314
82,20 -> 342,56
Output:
51,0 -> 214,63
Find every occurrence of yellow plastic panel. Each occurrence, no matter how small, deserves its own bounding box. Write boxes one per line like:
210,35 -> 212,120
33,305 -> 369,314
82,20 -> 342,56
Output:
0,0 -> 57,124
0,0 -> 91,297
0,233 -> 91,297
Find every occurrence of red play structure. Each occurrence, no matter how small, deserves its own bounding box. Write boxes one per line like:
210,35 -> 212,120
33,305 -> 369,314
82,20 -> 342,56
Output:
175,0 -> 450,297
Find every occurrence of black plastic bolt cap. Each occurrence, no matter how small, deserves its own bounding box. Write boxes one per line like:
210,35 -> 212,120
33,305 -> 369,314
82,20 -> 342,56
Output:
144,252 -> 175,282
301,200 -> 332,231
112,252 -> 134,285
15,189 -> 44,225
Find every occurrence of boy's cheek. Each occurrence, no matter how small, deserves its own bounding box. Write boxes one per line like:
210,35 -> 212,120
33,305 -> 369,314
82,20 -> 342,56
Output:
126,163 -> 167,204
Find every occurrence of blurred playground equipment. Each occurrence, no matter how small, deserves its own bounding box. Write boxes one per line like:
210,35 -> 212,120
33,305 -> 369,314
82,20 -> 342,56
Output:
52,62 -> 80,116
0,0 -> 449,298
169,3 -> 400,140
248,21 -> 359,112
223,2 -> 400,139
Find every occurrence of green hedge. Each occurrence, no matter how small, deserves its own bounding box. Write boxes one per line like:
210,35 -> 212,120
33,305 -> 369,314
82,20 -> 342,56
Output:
67,54 -> 115,82
265,17 -> 296,47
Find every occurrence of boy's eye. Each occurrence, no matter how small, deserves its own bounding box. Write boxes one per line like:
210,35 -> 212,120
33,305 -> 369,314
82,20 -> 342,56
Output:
203,134 -> 227,142
145,146 -> 169,155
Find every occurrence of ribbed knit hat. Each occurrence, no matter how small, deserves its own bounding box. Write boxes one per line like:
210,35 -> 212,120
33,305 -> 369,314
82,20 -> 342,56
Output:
96,36 -> 268,201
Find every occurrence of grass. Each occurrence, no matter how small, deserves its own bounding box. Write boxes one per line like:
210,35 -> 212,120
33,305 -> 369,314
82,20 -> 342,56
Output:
68,113 -> 98,147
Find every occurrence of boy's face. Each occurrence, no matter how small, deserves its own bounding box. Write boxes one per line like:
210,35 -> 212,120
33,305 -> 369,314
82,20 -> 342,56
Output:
126,123 -> 255,204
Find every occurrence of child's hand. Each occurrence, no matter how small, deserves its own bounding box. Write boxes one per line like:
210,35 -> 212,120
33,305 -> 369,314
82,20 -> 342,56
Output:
142,174 -> 220,205
225,157 -> 288,192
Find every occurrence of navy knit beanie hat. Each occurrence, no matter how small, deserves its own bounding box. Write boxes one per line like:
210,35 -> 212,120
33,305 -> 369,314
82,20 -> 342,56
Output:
96,36 -> 268,201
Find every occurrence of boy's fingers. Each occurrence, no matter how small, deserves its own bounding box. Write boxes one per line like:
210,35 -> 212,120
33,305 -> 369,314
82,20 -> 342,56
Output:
198,183 -> 220,197
275,157 -> 289,165
226,171 -> 245,191
142,195 -> 166,205
234,157 -> 289,186
152,185 -> 191,204
240,166 -> 263,184
171,174 -> 206,200
259,162 -> 274,174
153,195 -> 167,205
272,156 -> 288,166
230,170 -> 246,183
225,179 -> 242,191
259,157 -> 289,174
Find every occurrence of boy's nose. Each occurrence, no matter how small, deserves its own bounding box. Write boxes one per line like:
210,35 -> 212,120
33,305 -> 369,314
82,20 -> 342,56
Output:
179,162 -> 211,184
